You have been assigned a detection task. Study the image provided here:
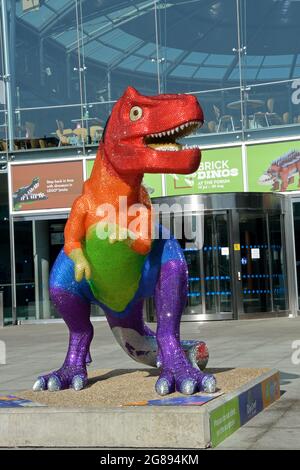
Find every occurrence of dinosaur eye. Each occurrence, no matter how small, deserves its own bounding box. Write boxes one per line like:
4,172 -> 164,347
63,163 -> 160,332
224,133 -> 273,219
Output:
130,106 -> 143,121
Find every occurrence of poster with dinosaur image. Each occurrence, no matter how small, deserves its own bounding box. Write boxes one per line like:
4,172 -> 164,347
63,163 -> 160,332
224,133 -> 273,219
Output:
247,140 -> 300,192
165,146 -> 244,195
11,161 -> 83,212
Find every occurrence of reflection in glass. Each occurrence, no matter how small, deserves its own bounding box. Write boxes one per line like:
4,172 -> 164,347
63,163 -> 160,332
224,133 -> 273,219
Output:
0,0 -> 299,150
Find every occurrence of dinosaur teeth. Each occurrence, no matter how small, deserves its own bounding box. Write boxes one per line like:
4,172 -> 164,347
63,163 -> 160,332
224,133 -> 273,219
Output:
147,120 -> 202,140
147,142 -> 201,151
145,119 -> 203,151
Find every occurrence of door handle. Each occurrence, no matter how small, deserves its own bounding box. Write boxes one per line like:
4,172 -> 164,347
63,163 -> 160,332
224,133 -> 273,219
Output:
237,271 -> 241,281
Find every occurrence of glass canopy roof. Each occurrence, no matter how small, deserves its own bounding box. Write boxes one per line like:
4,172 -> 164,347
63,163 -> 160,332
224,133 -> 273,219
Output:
15,0 -> 300,82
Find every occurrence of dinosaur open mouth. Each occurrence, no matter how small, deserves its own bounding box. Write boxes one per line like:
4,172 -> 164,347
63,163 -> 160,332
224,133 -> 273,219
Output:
144,120 -> 203,151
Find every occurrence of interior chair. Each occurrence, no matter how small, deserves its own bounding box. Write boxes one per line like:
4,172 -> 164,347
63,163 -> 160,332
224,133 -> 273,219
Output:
73,127 -> 88,144
213,104 -> 235,132
265,97 -> 283,127
24,121 -> 40,149
24,121 -> 35,139
89,125 -> 103,143
207,121 -> 217,133
55,118 -> 74,146
217,115 -> 235,132
56,120 -> 64,133
282,112 -> 290,125
63,128 -> 74,136
253,112 -> 268,128
56,129 -> 70,146
0,135 -> 21,151
266,98 -> 275,113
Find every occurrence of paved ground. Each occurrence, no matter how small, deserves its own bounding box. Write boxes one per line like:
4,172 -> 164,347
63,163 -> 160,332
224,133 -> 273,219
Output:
0,316 -> 300,449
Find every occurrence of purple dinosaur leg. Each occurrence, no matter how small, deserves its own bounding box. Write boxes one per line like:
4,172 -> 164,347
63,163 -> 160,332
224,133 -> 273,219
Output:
154,247 -> 216,396
33,288 -> 93,391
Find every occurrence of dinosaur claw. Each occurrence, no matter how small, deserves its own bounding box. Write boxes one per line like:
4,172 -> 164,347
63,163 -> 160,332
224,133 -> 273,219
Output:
33,378 -> 46,392
201,375 -> 217,393
155,378 -> 171,396
180,379 -> 197,395
72,375 -> 85,391
47,376 -> 61,392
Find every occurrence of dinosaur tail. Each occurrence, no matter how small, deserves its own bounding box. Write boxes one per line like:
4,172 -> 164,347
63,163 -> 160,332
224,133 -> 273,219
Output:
109,322 -> 209,371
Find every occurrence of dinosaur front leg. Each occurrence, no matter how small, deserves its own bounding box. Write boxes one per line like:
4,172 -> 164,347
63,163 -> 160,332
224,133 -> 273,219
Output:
154,243 -> 216,396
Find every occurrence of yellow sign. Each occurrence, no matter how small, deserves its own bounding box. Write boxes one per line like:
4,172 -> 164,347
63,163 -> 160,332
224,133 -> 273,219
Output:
234,243 -> 240,251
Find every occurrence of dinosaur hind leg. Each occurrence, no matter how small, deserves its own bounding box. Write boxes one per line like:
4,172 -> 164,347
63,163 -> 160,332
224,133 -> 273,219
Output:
33,250 -> 93,392
154,239 -> 216,396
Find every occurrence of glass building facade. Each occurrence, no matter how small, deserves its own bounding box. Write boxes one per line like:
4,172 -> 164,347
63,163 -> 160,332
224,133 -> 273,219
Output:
1,0 -> 300,324
1,0 -> 300,154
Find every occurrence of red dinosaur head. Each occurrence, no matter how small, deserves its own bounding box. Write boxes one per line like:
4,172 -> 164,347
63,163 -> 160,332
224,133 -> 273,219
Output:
100,86 -> 204,176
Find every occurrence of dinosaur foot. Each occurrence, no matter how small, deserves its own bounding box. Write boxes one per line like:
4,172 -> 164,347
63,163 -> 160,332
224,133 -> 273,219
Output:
155,365 -> 216,396
33,365 -> 88,392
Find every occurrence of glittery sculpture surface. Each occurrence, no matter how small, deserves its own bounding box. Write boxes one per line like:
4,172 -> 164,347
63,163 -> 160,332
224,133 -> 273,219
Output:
33,86 -> 216,395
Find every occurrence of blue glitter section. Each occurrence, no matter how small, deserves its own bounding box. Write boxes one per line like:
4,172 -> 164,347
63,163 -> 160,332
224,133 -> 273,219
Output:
50,225 -> 183,319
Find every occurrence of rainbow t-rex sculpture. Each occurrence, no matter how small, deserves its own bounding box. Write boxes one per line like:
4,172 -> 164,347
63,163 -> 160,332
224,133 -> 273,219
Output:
33,87 -> 216,396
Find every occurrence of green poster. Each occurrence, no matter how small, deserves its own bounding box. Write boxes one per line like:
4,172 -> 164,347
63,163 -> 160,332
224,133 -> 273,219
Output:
165,147 -> 243,195
142,173 -> 163,198
86,159 -> 95,179
247,140 -> 300,192
210,397 -> 241,447
85,159 -> 163,198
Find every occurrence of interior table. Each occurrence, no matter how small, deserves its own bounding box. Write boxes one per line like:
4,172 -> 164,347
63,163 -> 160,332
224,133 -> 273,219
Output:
227,99 -> 265,110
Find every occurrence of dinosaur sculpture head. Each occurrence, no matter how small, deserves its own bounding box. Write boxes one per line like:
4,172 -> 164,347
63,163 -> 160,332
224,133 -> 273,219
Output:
100,86 -> 204,176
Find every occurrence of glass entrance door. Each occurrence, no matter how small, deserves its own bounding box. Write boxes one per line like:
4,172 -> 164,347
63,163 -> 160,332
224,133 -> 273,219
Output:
174,211 -> 233,320
237,211 -> 287,317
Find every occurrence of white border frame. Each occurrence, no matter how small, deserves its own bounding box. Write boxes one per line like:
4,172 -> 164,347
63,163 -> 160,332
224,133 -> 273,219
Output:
8,157 -> 85,216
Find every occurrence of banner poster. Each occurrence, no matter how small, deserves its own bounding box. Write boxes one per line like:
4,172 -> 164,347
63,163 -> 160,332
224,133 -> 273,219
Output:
165,146 -> 243,196
11,161 -> 83,212
86,159 -> 163,198
210,397 -> 241,447
247,140 -> 300,192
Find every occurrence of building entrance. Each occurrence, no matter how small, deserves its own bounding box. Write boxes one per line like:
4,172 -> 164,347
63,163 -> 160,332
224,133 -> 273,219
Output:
147,193 -> 288,321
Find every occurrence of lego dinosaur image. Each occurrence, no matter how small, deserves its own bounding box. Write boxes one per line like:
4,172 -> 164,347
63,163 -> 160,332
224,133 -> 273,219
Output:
33,86 -> 216,396
13,176 -> 47,210
258,149 -> 300,192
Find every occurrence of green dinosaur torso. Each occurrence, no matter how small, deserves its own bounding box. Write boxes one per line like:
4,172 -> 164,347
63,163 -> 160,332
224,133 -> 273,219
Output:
83,223 -> 147,311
